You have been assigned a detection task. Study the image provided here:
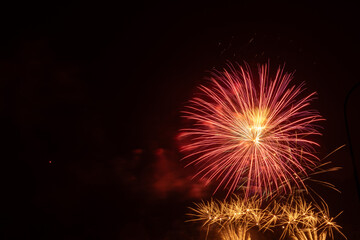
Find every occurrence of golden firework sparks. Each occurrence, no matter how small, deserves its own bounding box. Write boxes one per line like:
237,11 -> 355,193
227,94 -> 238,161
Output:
189,193 -> 345,240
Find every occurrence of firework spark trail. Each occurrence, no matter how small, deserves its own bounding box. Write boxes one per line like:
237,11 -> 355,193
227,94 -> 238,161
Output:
188,194 -> 346,240
180,63 -> 323,197
220,225 -> 251,240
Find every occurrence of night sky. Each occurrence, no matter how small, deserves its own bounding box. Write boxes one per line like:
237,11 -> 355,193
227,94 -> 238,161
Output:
1,2 -> 360,240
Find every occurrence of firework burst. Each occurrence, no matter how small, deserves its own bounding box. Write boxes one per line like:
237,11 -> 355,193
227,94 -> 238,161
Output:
188,193 -> 345,240
179,63 -> 323,197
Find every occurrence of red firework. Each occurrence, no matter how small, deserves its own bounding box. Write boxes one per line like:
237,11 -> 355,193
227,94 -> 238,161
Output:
179,63 -> 323,198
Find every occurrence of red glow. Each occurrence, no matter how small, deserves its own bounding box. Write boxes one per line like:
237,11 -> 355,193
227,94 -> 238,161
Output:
151,148 -> 208,199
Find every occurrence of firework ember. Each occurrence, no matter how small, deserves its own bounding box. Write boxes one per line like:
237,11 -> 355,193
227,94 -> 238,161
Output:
180,63 -> 323,197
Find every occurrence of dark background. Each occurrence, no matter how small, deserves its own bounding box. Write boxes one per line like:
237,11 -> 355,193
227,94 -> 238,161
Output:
1,1 -> 360,239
